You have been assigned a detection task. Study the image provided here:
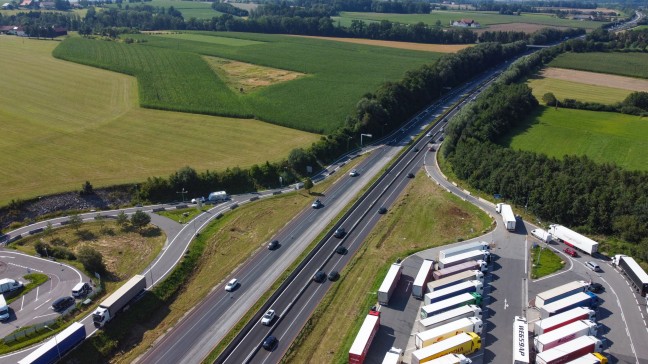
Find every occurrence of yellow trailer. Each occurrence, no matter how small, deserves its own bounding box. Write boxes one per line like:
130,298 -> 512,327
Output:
411,332 -> 481,364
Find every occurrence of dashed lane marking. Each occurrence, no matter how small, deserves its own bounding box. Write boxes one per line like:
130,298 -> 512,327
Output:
8,262 -> 43,273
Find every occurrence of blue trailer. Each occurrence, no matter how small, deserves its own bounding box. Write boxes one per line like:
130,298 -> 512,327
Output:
540,292 -> 599,319
424,280 -> 484,306
18,322 -> 86,364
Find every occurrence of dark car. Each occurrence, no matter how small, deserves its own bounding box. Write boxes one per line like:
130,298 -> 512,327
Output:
262,336 -> 278,351
313,271 -> 327,283
428,147 -> 435,152
378,207 -> 388,214
335,245 -> 347,255
588,282 -> 604,293
268,240 -> 279,250
52,296 -> 75,312
328,271 -> 340,281
564,248 -> 578,257
413,147 -> 419,152
406,173 -> 415,178
334,227 -> 346,238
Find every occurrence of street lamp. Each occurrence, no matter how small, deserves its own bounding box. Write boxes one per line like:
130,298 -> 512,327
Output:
360,133 -> 373,147
44,326 -> 61,361
176,188 -> 188,203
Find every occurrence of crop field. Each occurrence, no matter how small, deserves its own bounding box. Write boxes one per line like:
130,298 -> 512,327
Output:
549,52 -> 648,79
54,32 -> 439,133
105,0 -> 224,19
0,36 -> 318,205
501,107 -> 648,171
288,35 -> 472,52
528,75 -> 631,105
334,10 -> 604,29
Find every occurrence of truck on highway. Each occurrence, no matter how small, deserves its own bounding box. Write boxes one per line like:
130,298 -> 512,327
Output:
0,278 -> 23,294
424,280 -> 483,306
438,242 -> 489,261
420,305 -> 481,330
433,260 -> 487,280
0,294 -> 9,321
428,354 -> 472,364
382,347 -> 402,364
349,310 -> 380,364
415,317 -> 483,349
612,255 -> 648,296
427,270 -> 484,293
413,259 -> 435,299
534,320 -> 597,352
512,316 -> 530,364
496,203 -> 516,231
535,281 -> 590,309
93,274 -> 146,327
378,263 -> 402,305
411,332 -> 481,364
437,251 -> 490,270
549,225 -> 598,255
565,353 -> 608,364
18,322 -> 86,364
540,292 -> 598,319
421,293 -> 482,319
534,307 -> 596,336
208,191 -> 229,202
535,336 -> 602,364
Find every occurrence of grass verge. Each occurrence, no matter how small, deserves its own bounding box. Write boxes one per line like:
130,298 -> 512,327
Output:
155,207 -> 206,223
531,246 -> 565,279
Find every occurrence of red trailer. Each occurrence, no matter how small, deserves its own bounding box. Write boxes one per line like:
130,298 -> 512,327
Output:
536,336 -> 602,364
349,310 -> 380,364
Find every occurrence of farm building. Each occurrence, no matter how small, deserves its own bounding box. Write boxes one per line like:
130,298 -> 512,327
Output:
1,2 -> 12,9
0,26 -> 26,36
452,19 -> 481,28
19,0 -> 32,6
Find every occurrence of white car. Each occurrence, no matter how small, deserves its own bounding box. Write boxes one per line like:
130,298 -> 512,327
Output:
261,309 -> 276,325
425,132 -> 432,137
191,197 -> 205,204
225,278 -> 239,292
349,169 -> 359,177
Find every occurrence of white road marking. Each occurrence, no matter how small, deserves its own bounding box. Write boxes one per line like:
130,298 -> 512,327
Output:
33,298 -> 52,311
599,275 -> 639,363
0,256 -> 15,259
35,286 -> 39,301
20,296 -> 25,311
32,313 -> 58,320
8,262 -> 43,273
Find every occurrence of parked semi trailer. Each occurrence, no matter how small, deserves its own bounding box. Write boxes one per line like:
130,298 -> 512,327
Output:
349,310 -> 380,364
536,336 -> 602,364
496,203 -> 516,231
540,292 -> 598,319
531,228 -> 552,243
378,263 -> 402,305
18,322 -> 86,364
534,307 -> 596,336
437,251 -> 490,270
535,281 -> 589,309
382,347 -> 403,364
427,270 -> 484,293
565,353 -> 608,364
512,316 -> 530,364
438,242 -> 489,261
549,225 -> 598,255
433,261 -> 487,280
420,305 -> 482,330
93,274 -> 146,327
534,320 -> 597,352
428,354 -> 472,364
424,280 -> 483,306
411,332 -> 481,364
613,255 -> 648,296
0,294 -> 9,321
421,293 -> 482,319
415,317 -> 483,349
413,259 -> 435,299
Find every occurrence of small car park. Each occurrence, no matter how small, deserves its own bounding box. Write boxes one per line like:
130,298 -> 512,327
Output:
268,240 -> 279,250
225,278 -> 239,292
311,199 -> 323,209
586,261 -> 601,272
564,248 -> 578,257
313,271 -> 327,283
261,309 -> 276,326
334,227 -> 346,238
262,336 -> 278,351
52,296 -> 75,312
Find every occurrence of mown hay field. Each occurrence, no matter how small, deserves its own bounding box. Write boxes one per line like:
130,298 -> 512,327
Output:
53,32 -> 440,133
0,36 -> 318,205
549,52 -> 648,79
527,74 -> 631,105
500,107 -> 648,171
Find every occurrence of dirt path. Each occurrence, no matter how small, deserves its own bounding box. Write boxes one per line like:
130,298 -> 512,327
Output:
542,67 -> 648,92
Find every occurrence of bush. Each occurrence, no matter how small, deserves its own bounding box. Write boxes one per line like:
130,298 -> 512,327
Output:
77,246 -> 106,274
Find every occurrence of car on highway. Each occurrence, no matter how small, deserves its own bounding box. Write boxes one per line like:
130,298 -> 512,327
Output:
262,335 -> 278,351
313,271 -> 327,283
328,271 -> 340,281
564,248 -> 578,257
225,279 -> 239,292
428,147 -> 435,152
439,136 -> 444,141
378,207 -> 388,214
334,227 -> 346,238
261,309 -> 276,326
335,245 -> 347,255
425,132 -> 432,137
586,261 -> 601,272
191,197 -> 205,204
267,240 -> 279,250
413,147 -> 419,152
311,199 -> 323,209
349,169 -> 359,177
51,296 -> 75,312
588,282 -> 604,293
406,172 -> 415,178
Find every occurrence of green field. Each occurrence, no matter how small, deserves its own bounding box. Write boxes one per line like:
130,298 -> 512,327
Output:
531,246 -> 564,279
334,10 -> 604,29
105,0 -> 224,19
0,36 -> 318,205
549,52 -> 648,79
528,76 -> 631,105
501,107 -> 648,171
54,32 -> 439,133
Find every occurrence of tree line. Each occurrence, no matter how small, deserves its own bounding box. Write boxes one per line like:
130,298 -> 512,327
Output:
542,91 -> 648,116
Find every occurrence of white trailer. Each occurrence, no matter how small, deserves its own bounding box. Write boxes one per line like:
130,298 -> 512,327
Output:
534,307 -> 596,336
93,275 -> 146,327
438,250 -> 491,270
415,317 -> 483,349
428,354 -> 472,364
420,293 -> 481,319
427,270 -> 484,293
531,229 -> 552,243
438,242 -> 490,260
0,294 -> 9,321
536,336 -> 602,364
413,259 -> 435,299
535,281 -> 589,309
420,305 -> 482,330
540,292 -> 598,319
208,191 -> 229,202
433,260 -> 487,280
382,347 -> 403,364
424,280 -> 483,306
549,224 -> 599,255
349,311 -> 381,364
565,353 -> 608,364
613,255 -> 648,296
534,320 -> 597,352
512,316 -> 530,364
378,263 -> 402,305
496,203 -> 516,231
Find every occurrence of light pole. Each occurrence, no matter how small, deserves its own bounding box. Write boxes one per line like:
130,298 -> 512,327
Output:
176,188 -> 188,203
360,133 -> 373,147
44,326 -> 61,361
346,136 -> 353,151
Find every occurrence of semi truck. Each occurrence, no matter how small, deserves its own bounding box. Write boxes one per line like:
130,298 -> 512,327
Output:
496,203 -> 516,231
512,316 -> 530,364
349,310 -> 380,364
535,281 -> 590,309
540,292 -> 598,319
535,336 -> 602,364
437,251 -> 491,270
433,260 -> 487,281
534,307 -> 596,336
427,270 -> 484,293
382,347 -> 402,364
534,320 -> 597,352
531,228 -> 552,243
438,242 -> 489,261
420,305 -> 482,330
413,259 -> 435,299
612,255 -> 648,296
378,263 -> 402,305
0,278 -> 23,294
420,293 -> 482,319
428,354 -> 472,364
415,317 -> 483,349
549,225 -> 598,255
18,322 -> 86,364
93,275 -> 146,327
0,294 -> 9,321
565,353 -> 608,364
411,332 -> 481,364
424,280 -> 483,306
208,191 -> 229,202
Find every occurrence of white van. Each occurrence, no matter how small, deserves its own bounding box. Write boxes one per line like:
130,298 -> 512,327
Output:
0,294 -> 10,321
72,282 -> 91,298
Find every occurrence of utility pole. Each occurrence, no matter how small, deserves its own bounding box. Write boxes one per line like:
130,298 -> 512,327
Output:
176,188 -> 188,203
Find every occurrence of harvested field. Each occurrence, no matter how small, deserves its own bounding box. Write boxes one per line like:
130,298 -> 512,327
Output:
203,56 -> 305,93
288,35 -> 472,53
542,67 -> 648,92
474,22 -> 567,34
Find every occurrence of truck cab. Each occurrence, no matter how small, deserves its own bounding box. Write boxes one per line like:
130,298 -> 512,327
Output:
92,306 -> 110,327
